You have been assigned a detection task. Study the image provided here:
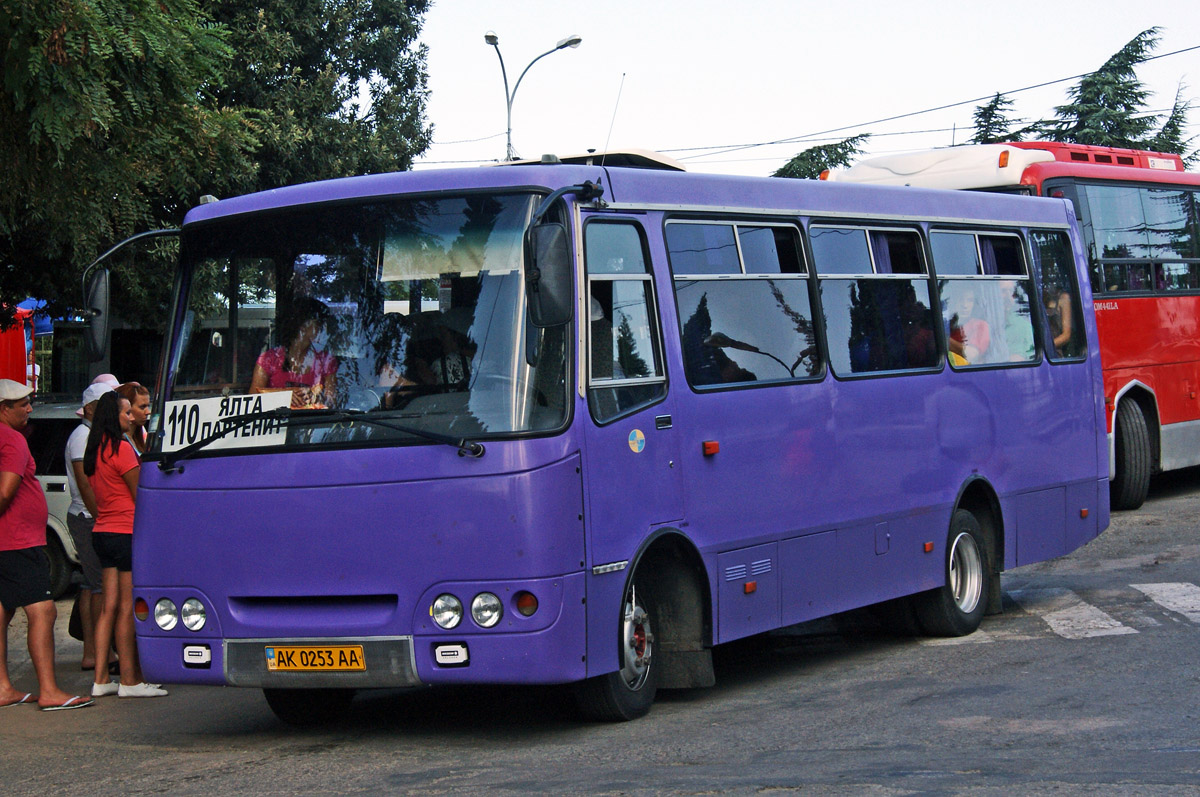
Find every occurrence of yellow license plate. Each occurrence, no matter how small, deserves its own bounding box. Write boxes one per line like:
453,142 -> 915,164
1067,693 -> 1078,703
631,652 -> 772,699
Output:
264,645 -> 365,672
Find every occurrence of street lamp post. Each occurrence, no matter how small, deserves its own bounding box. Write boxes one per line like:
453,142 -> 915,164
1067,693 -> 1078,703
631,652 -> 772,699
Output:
484,31 -> 582,161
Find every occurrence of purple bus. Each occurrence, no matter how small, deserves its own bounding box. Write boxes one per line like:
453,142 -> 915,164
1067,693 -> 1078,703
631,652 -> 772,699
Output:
132,158 -> 1108,724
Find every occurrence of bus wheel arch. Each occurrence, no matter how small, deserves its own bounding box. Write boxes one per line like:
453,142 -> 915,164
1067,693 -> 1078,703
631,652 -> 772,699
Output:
574,530 -> 713,722
912,479 -> 1003,634
1111,388 -> 1156,511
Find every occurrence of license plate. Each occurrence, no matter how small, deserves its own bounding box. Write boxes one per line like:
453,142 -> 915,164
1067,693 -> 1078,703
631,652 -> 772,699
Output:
264,645 -> 365,672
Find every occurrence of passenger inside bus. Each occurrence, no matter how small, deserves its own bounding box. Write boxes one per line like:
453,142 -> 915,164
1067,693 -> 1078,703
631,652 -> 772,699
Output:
946,287 -> 990,365
250,297 -> 340,408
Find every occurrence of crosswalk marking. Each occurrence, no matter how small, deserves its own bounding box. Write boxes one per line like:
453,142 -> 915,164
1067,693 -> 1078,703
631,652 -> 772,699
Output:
1131,582 -> 1200,623
1008,587 -> 1138,639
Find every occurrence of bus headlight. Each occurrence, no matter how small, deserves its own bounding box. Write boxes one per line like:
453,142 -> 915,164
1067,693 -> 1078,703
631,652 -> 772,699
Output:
181,599 -> 207,631
432,594 -> 463,629
471,592 -> 503,628
154,599 -> 178,631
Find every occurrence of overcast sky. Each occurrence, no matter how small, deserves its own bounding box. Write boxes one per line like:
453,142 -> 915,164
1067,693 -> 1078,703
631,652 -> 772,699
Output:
415,0 -> 1200,176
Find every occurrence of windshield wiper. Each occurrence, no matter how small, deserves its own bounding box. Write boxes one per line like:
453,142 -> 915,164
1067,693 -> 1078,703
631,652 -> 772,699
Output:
157,407 -> 484,473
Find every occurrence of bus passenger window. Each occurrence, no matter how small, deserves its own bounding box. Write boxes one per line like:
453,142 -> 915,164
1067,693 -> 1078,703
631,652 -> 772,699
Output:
1031,231 -> 1087,360
667,222 -> 817,387
813,226 -> 936,375
933,231 -> 1036,367
585,221 -> 666,422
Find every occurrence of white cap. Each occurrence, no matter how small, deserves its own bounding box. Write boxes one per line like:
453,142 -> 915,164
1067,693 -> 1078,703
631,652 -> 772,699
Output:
0,378 -> 34,401
82,383 -> 113,407
91,373 -> 120,388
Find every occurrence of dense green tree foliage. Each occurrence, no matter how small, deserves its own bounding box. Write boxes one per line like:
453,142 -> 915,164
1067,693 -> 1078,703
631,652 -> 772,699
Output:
970,93 -> 1027,144
1049,28 -> 1160,147
773,134 -> 871,180
1,0 -> 432,326
1048,27 -> 1194,162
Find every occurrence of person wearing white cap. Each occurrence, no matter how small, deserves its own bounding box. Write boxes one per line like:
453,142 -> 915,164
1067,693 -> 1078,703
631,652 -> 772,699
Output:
0,379 -> 93,710
65,382 -> 116,673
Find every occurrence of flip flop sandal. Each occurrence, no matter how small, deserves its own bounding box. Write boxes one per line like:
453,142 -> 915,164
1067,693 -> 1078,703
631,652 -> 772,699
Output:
40,696 -> 95,712
1,693 -> 35,708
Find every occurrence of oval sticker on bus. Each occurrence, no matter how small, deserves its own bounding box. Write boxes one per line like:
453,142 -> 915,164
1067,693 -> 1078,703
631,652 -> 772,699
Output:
628,429 -> 646,453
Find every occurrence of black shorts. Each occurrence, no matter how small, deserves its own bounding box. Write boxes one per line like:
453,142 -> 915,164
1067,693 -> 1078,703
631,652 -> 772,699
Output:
0,547 -> 53,613
92,532 -> 133,572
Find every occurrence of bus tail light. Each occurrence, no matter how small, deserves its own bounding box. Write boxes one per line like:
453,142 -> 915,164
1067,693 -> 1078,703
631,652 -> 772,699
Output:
134,598 -> 149,622
515,591 -> 538,617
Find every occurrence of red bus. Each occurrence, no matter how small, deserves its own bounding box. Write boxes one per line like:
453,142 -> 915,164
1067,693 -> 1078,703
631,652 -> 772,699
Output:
827,141 -> 1200,509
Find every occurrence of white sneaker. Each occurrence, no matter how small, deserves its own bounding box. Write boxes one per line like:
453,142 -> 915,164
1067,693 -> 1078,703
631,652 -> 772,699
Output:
117,682 -> 169,698
91,680 -> 119,697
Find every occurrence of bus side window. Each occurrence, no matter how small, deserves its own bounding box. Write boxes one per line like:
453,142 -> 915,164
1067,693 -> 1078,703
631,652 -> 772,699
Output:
931,232 -> 1037,367
667,222 -> 817,387
1030,231 -> 1087,361
812,226 -> 937,375
584,221 -> 666,423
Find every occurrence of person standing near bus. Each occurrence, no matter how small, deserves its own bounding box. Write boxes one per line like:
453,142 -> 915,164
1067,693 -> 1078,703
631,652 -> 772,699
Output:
115,382 -> 151,456
85,391 -> 167,698
0,379 -> 94,711
66,383 -> 118,673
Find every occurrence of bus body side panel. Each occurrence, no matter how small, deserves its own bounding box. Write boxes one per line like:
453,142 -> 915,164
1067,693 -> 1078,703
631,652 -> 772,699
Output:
1095,295 -> 1200,469
133,438 -> 589,687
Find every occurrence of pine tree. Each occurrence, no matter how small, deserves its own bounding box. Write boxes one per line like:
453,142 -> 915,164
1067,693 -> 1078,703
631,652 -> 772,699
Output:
774,134 -> 871,179
1049,29 -> 1159,148
970,93 -> 1025,144
1145,84 -> 1197,165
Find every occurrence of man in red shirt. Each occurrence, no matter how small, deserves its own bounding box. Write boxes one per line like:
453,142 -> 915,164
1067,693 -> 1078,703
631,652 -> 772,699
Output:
0,379 -> 92,710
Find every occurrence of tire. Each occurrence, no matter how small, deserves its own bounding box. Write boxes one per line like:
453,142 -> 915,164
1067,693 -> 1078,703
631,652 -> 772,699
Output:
574,580 -> 658,722
43,533 -> 73,600
263,688 -> 355,726
1111,399 -> 1151,511
913,509 -> 989,637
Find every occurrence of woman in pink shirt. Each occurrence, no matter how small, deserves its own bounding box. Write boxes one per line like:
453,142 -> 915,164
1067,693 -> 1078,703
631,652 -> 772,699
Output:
84,392 -> 166,699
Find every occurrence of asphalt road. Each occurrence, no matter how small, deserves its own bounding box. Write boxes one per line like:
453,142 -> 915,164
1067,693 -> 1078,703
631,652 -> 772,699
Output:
4,471 -> 1199,795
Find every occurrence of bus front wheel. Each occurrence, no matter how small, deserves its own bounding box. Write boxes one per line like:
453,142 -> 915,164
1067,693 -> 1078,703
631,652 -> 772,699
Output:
574,581 -> 658,721
1111,399 -> 1151,511
263,688 -> 355,726
913,509 -> 989,637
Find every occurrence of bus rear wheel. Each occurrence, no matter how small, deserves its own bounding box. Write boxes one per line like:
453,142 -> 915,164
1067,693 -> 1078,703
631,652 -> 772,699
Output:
914,509 -> 989,637
1111,399 -> 1151,511
574,581 -> 657,721
263,688 -> 355,726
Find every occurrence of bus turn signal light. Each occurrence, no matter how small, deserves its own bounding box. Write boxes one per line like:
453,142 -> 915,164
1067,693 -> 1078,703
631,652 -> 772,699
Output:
134,598 -> 149,622
703,440 -> 720,456
515,591 -> 538,617
998,151 -> 1010,168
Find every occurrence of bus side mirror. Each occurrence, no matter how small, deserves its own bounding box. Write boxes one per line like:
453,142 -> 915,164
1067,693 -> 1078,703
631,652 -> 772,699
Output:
525,223 -> 574,328
84,268 -> 110,361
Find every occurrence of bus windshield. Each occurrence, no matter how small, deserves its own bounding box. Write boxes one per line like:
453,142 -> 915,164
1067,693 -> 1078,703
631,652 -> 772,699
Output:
156,193 -> 569,455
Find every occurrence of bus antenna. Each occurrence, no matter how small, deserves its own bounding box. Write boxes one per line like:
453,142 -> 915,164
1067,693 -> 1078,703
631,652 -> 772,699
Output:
599,73 -> 626,169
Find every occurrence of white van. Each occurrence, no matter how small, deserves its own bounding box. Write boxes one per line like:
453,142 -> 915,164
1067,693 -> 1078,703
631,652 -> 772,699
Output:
26,401 -> 84,598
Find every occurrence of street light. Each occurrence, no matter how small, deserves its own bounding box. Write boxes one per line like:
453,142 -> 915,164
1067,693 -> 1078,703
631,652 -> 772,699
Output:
484,31 -> 582,161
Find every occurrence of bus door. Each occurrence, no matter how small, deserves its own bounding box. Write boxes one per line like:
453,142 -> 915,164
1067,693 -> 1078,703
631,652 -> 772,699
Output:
579,217 -> 683,569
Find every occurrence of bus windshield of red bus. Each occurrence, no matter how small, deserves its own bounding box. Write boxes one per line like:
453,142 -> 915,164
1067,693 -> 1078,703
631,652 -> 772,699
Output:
156,193 -> 569,455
